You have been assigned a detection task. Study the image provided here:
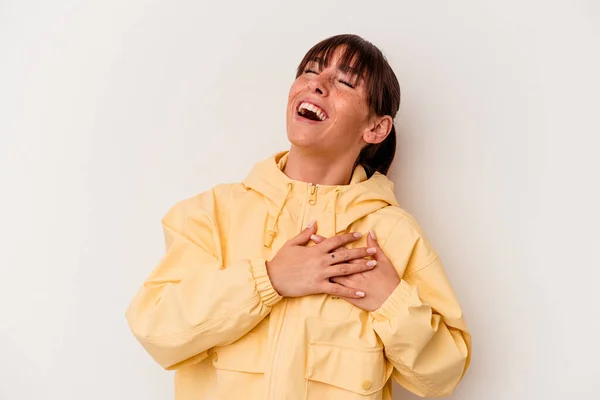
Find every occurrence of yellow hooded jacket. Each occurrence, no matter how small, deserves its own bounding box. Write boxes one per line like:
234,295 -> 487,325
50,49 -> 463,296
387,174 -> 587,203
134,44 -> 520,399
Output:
127,152 -> 471,399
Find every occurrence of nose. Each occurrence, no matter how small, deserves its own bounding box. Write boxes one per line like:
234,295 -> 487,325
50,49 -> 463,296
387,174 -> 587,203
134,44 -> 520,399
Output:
308,75 -> 328,96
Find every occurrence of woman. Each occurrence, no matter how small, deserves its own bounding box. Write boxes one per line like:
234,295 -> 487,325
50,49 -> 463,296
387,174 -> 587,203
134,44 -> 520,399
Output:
127,34 -> 471,399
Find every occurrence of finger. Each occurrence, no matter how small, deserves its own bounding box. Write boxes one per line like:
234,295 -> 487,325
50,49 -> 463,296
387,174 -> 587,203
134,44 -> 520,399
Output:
311,235 -> 351,253
326,246 -> 376,265
288,220 -> 318,246
310,234 -> 326,244
332,245 -> 349,253
318,241 -> 358,262
322,282 -> 366,299
318,232 -> 363,253
330,276 -> 350,286
325,260 -> 377,277
367,229 -> 389,262
331,247 -> 363,264
311,235 -> 355,253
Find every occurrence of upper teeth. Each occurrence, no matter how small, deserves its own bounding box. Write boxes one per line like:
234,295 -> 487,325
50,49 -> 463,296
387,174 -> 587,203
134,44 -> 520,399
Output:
298,102 -> 327,121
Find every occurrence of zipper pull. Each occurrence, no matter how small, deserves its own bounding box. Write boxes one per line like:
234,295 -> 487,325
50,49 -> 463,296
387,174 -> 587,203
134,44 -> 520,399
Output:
309,184 -> 318,205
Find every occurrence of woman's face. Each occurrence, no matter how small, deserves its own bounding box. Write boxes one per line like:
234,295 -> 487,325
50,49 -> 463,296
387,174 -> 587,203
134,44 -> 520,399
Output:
286,47 -> 373,158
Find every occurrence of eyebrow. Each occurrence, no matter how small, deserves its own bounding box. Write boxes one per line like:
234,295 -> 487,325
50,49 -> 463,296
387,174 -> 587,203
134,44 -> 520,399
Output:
309,57 -> 360,76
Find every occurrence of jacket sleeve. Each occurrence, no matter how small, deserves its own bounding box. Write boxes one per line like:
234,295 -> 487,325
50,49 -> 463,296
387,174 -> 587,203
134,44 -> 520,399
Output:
371,217 -> 471,397
126,191 -> 282,370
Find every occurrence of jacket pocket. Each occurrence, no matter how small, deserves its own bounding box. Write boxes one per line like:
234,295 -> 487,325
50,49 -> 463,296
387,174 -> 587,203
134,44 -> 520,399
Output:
305,341 -> 387,399
211,321 -> 267,397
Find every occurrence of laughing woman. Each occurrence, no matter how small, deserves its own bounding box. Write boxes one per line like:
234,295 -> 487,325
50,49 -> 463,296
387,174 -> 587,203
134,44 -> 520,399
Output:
127,34 -> 471,400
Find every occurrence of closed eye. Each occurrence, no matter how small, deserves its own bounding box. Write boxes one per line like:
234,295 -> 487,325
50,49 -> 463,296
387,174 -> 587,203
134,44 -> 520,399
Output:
339,79 -> 354,88
304,68 -> 355,88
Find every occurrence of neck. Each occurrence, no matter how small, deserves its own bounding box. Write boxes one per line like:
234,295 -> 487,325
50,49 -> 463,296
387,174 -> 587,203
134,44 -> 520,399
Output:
283,146 -> 359,185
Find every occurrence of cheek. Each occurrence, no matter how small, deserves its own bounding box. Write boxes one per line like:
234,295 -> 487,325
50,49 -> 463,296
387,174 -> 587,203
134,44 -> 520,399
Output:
288,78 -> 304,101
336,98 -> 368,125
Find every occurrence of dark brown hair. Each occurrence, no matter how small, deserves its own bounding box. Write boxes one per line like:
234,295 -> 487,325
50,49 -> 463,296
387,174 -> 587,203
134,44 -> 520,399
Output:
295,34 -> 401,176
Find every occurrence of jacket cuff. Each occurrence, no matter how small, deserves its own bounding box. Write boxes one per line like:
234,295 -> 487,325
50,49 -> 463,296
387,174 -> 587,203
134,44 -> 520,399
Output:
371,280 -> 413,322
251,259 -> 283,307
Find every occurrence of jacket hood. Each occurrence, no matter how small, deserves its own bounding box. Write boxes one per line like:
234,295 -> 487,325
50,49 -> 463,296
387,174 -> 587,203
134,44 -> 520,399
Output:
243,151 -> 399,247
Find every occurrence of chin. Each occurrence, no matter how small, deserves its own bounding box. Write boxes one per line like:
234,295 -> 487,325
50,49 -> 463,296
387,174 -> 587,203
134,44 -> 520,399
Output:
287,124 -> 322,144
287,121 -> 328,144
287,132 -> 312,148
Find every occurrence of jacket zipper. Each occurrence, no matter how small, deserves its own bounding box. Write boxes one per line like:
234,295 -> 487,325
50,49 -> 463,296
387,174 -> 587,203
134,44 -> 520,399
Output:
268,184 -> 318,399
309,183 -> 318,206
267,300 -> 288,399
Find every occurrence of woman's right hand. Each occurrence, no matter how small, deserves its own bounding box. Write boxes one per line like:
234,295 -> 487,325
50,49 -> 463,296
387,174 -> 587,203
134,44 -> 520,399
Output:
265,221 -> 377,299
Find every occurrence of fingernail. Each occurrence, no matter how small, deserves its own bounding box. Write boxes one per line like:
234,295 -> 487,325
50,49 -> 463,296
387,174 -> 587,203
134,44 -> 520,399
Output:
367,247 -> 377,255
356,291 -> 366,297
353,232 -> 363,238
367,260 -> 377,267
370,229 -> 377,239
310,234 -> 319,242
307,219 -> 316,228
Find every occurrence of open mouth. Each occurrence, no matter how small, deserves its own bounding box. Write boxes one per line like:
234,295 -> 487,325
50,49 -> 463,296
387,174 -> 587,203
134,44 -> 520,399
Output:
297,101 -> 328,122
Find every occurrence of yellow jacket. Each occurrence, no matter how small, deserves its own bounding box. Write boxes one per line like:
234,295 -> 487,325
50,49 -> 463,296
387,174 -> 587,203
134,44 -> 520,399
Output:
127,152 -> 471,399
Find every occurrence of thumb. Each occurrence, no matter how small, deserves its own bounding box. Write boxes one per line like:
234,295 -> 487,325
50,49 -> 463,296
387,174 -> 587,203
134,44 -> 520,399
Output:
367,229 -> 387,262
289,219 -> 317,246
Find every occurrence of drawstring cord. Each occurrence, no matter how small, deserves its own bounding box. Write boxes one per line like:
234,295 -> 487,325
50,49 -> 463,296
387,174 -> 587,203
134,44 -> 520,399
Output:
264,184 -> 342,247
264,182 -> 293,248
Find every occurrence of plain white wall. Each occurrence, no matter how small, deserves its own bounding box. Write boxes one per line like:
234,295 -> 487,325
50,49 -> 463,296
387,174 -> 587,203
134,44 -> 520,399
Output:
1,1 -> 599,399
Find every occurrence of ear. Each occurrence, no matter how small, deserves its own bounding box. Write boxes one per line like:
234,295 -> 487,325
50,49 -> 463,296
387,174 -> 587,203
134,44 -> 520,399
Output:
363,115 -> 393,144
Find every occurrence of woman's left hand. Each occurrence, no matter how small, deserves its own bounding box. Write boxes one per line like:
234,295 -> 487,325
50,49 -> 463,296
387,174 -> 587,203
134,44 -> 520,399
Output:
312,230 -> 401,311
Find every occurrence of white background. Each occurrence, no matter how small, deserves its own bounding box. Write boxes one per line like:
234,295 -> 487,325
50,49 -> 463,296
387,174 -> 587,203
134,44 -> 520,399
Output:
1,1 -> 599,399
